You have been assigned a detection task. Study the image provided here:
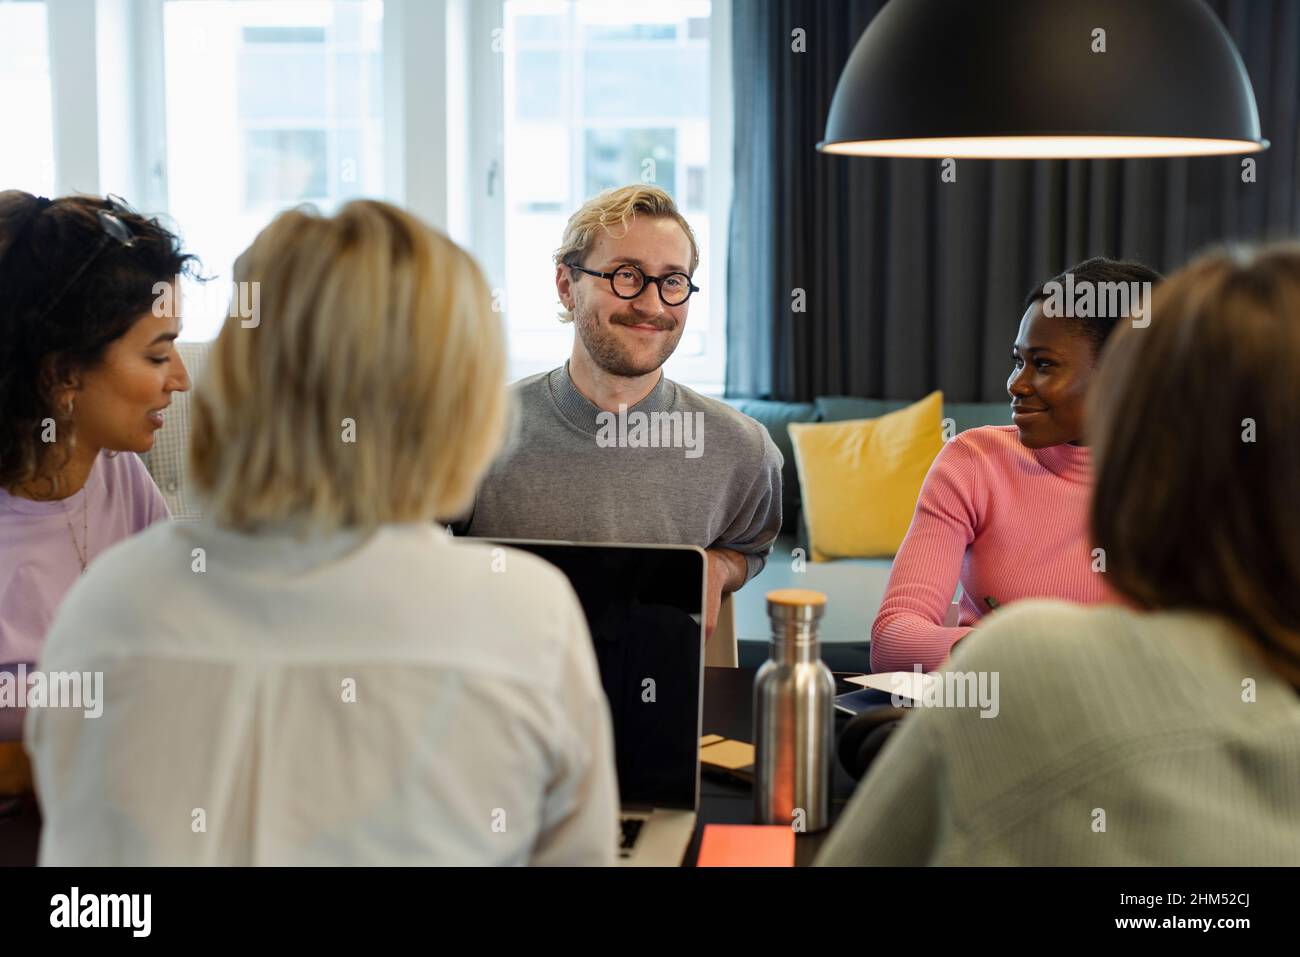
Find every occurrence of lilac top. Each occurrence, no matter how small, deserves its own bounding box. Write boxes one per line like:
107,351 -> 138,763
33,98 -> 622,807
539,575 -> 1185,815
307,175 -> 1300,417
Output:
0,451 -> 169,667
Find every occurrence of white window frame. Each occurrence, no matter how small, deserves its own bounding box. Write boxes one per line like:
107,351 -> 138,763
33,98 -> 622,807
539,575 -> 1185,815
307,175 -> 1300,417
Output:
50,0 -> 456,233
41,0 -> 173,206
47,0 -> 100,196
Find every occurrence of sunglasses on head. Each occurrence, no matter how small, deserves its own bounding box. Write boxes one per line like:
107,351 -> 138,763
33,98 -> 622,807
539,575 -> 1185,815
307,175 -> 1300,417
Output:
26,195 -> 142,324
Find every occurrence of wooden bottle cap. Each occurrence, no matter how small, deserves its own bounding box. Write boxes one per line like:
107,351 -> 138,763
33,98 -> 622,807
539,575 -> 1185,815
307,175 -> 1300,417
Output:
765,588 -> 828,607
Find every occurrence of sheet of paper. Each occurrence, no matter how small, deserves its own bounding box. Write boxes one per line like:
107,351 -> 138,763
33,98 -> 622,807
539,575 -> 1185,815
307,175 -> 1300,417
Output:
845,670 -> 939,702
699,734 -> 725,747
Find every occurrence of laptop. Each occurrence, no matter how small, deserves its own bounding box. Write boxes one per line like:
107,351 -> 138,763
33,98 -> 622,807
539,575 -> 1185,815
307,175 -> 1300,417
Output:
483,539 -> 705,867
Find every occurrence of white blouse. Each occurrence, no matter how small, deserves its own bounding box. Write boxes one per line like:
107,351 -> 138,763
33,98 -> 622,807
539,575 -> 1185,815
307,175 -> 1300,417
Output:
26,520 -> 618,866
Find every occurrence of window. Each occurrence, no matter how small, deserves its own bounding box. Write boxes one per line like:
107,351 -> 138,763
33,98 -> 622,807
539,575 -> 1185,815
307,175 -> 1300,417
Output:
0,1 -> 55,195
494,0 -> 726,391
15,0 -> 732,386
162,0 -> 384,341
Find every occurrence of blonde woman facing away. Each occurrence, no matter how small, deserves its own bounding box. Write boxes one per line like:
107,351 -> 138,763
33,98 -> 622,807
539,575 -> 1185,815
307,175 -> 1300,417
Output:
27,201 -> 619,865
819,243 -> 1300,865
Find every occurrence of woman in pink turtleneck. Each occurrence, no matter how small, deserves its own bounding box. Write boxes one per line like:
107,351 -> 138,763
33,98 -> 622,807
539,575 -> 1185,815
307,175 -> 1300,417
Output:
871,258 -> 1162,673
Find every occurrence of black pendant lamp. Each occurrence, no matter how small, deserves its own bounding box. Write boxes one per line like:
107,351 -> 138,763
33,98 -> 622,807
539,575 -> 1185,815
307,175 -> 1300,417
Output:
819,0 -> 1268,159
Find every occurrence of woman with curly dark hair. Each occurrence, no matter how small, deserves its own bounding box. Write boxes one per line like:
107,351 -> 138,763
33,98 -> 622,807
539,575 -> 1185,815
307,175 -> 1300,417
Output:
0,192 -> 195,747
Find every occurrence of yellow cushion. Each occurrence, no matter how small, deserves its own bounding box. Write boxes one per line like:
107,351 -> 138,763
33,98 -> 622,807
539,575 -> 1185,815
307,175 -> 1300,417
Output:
788,392 -> 944,561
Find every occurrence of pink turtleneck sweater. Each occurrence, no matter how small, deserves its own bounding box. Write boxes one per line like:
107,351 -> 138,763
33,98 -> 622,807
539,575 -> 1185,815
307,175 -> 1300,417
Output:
871,425 -> 1111,673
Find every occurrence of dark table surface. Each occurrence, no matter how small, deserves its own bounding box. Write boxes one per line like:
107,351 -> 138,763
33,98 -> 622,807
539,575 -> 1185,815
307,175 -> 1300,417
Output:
686,666 -> 860,867
0,791 -> 39,867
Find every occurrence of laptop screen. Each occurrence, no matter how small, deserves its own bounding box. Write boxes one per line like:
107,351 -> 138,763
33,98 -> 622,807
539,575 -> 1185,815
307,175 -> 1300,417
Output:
483,540 -> 704,812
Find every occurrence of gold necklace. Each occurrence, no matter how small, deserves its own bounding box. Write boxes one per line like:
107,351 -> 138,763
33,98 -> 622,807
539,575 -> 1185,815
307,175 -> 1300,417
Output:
62,496 -> 89,573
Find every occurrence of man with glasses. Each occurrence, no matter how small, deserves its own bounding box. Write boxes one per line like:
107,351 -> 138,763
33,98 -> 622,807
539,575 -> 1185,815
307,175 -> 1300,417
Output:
453,185 -> 782,641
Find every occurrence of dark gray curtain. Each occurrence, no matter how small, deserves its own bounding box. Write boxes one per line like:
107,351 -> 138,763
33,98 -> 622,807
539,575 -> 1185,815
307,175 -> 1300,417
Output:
726,0 -> 1300,402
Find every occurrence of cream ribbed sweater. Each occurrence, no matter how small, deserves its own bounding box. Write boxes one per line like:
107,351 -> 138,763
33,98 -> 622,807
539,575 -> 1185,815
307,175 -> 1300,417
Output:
821,600 -> 1300,865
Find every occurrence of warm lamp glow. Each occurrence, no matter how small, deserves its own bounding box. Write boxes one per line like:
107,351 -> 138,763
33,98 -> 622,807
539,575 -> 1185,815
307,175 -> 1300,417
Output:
819,136 -> 1269,160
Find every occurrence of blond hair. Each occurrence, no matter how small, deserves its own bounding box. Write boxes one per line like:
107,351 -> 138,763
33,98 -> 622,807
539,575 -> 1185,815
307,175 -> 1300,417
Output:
553,184 -> 699,322
190,200 -> 507,532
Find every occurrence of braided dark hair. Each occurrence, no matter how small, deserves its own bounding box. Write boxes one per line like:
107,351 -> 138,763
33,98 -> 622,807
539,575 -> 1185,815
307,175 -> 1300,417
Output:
0,191 -> 199,491
1023,256 -> 1164,355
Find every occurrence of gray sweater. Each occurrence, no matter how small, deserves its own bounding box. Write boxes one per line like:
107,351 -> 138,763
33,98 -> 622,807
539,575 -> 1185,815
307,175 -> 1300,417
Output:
456,365 -> 783,580
817,600 -> 1300,865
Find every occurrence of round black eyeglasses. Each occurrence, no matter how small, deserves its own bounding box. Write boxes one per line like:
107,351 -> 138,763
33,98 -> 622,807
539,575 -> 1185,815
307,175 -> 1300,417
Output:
568,262 -> 699,306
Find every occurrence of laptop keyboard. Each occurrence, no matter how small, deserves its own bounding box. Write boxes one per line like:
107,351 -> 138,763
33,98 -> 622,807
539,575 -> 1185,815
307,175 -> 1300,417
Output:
619,817 -> 645,857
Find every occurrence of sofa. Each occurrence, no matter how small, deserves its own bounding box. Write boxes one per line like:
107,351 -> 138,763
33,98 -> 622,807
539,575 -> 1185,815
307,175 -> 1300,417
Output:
722,396 -> 1010,672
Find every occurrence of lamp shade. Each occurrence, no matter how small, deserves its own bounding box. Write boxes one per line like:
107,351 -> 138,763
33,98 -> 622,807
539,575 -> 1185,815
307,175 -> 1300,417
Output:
819,0 -> 1267,158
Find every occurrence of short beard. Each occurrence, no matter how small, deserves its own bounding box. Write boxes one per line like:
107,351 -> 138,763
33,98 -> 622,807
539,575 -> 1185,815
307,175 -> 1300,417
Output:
572,296 -> 682,378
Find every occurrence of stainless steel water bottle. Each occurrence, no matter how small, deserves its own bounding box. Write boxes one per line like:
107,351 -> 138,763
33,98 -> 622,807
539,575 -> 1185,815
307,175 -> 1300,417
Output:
753,588 -> 834,832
